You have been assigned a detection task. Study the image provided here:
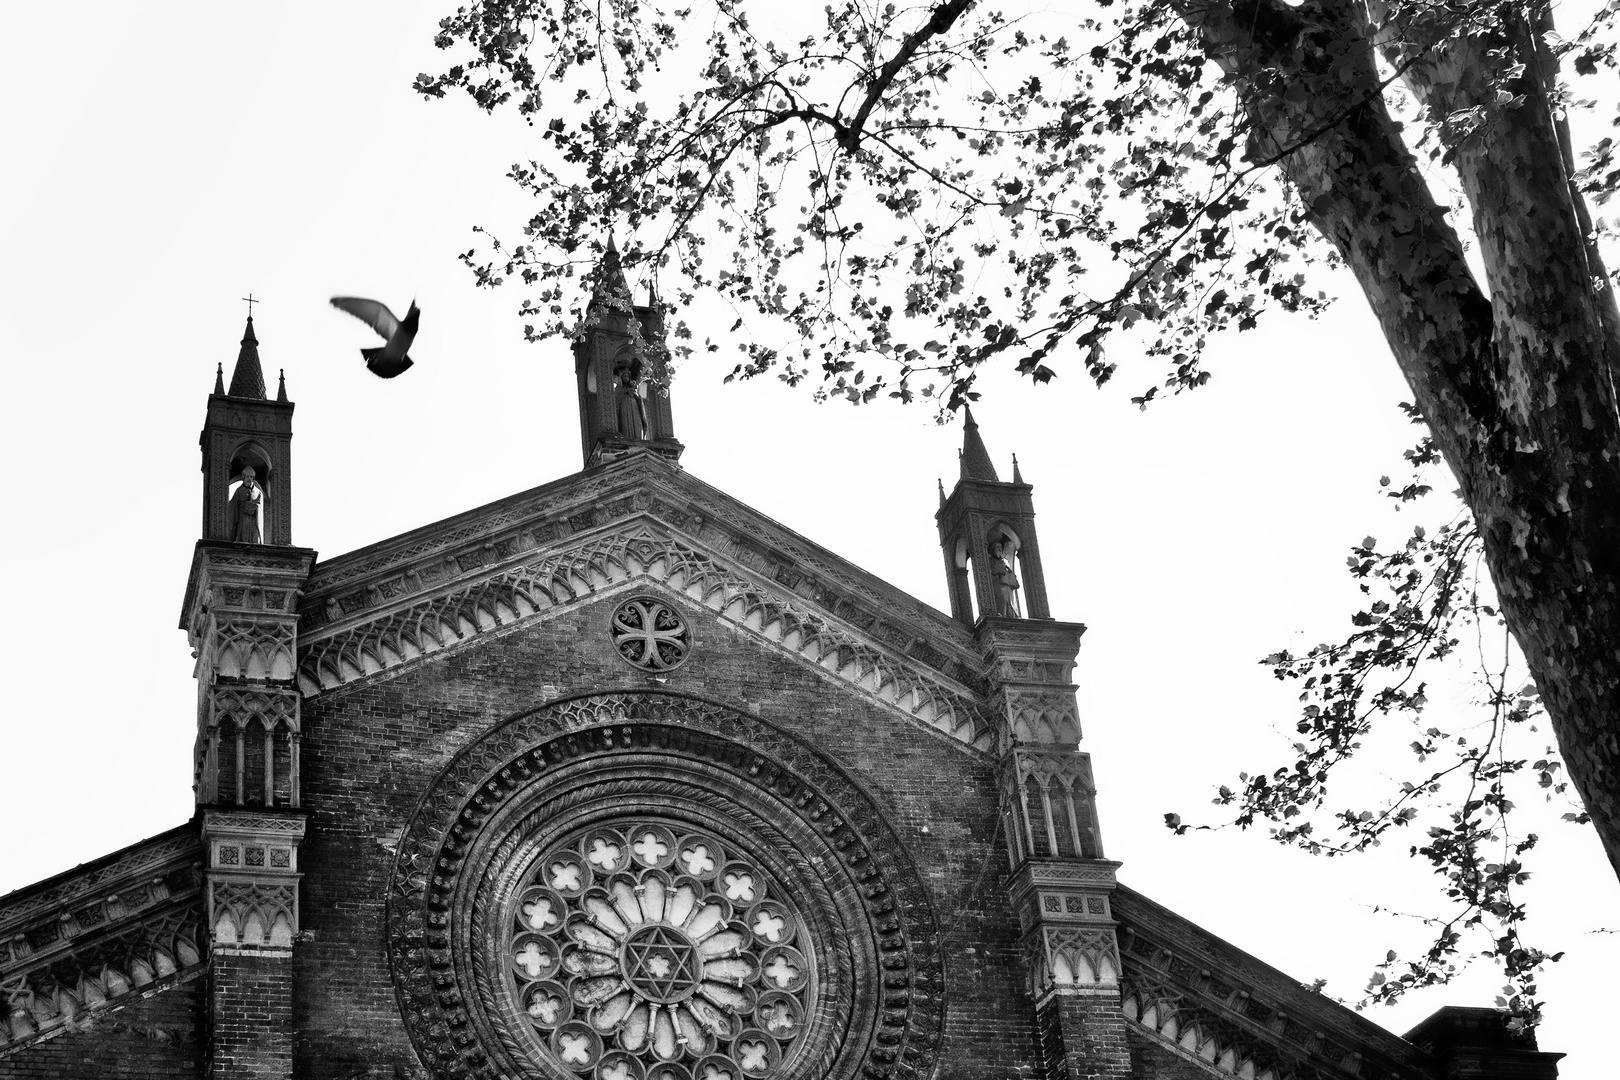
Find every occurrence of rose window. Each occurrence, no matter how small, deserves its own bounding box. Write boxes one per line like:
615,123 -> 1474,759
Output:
507,820 -> 812,1078
610,598 -> 691,671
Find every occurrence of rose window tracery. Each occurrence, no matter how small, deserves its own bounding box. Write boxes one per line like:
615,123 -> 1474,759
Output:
610,598 -> 691,671
388,697 -> 944,1080
508,820 -> 812,1078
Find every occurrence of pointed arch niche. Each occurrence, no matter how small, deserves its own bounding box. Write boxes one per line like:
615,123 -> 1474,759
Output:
984,521 -> 1025,619
224,441 -> 272,545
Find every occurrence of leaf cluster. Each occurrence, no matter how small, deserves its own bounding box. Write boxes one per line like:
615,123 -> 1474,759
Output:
415,0 -> 1353,410
1168,411 -> 1588,1025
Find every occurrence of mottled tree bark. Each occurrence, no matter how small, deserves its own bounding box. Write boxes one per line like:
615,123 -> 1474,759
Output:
1178,0 -> 1620,877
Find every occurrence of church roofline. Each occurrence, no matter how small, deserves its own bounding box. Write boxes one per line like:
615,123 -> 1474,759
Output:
303,450 -> 977,666
0,821 -> 197,917
293,450 -> 1001,749
1113,882 -> 1439,1078
0,822 -> 206,1058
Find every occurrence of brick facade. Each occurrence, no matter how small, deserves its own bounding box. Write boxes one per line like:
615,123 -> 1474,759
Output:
0,977 -> 203,1079
0,308 -> 1557,1079
208,951 -> 293,1080
1035,993 -> 1133,1080
290,599 -> 1038,1078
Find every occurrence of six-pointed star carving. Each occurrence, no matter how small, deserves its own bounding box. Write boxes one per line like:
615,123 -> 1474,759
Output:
621,924 -> 701,1002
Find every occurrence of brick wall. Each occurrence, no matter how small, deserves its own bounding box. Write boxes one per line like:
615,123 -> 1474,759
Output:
0,976 -> 202,1079
209,950 -> 292,1079
293,595 -> 1046,1078
1125,1026 -> 1226,1080
1037,992 -> 1133,1080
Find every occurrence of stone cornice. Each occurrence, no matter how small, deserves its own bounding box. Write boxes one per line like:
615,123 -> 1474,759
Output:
298,515 -> 1000,751
1113,885 -> 1436,1080
0,824 -> 205,1057
0,825 -> 199,937
179,541 -> 318,633
300,452 -> 981,678
294,453 -> 1007,750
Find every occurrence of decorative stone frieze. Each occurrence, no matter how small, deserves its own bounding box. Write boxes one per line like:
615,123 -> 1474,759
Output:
1003,686 -> 1083,746
297,454 -> 984,684
1008,861 -> 1124,999
0,826 -> 205,1056
298,521 -> 998,751
203,809 -> 305,950
977,617 -> 1087,754
1114,885 -> 1437,1080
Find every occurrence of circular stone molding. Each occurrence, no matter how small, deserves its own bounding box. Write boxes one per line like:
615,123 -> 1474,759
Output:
387,692 -> 944,1080
609,597 -> 691,671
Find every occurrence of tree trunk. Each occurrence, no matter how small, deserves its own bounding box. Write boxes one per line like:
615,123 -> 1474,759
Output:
1178,0 -> 1620,877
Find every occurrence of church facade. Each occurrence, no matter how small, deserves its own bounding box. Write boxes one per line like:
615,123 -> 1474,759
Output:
0,256 -> 1562,1080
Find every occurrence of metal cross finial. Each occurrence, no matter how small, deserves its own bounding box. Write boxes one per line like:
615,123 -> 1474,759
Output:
242,293 -> 259,317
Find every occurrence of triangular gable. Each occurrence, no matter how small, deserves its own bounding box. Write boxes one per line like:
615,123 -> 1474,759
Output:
296,452 -> 998,751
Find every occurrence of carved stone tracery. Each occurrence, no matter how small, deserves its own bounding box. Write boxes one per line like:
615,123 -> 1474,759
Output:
300,524 -> 995,750
299,459 -> 978,674
1029,927 -> 1122,992
1002,746 -> 1102,863
202,809 -> 305,950
1001,688 -> 1082,747
0,829 -> 205,1057
503,818 -> 815,1077
609,597 -> 692,672
1114,888 -> 1437,1080
387,691 -> 944,1080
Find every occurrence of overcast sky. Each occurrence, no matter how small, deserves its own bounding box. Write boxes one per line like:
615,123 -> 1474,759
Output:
1,3 -> 1615,1075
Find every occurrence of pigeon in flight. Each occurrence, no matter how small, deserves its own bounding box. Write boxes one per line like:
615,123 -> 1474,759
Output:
330,296 -> 420,378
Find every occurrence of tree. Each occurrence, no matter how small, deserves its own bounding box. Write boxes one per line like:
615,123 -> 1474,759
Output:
413,0 -> 1620,1020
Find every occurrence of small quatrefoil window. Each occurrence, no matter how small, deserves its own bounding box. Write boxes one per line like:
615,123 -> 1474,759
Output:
610,597 -> 691,672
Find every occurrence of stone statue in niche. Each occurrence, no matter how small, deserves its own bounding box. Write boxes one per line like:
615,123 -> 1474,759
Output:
615,355 -> 647,440
230,467 -> 263,544
990,539 -> 1021,617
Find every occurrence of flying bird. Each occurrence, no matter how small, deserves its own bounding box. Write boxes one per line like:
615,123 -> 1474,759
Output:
329,296 -> 420,378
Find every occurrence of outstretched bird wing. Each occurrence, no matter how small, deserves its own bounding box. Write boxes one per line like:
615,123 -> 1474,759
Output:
330,296 -> 400,340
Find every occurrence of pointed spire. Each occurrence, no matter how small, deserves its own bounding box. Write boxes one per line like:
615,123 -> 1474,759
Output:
587,234 -> 635,324
213,362 -> 225,396
276,368 -> 288,403
958,406 -> 1000,482
1012,453 -> 1024,484
226,316 -> 267,399
938,478 -> 947,508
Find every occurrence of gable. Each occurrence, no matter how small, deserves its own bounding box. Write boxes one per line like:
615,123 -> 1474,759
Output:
296,452 -> 999,751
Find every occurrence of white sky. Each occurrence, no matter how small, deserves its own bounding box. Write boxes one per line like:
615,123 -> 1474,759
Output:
1,3 -> 1615,1076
